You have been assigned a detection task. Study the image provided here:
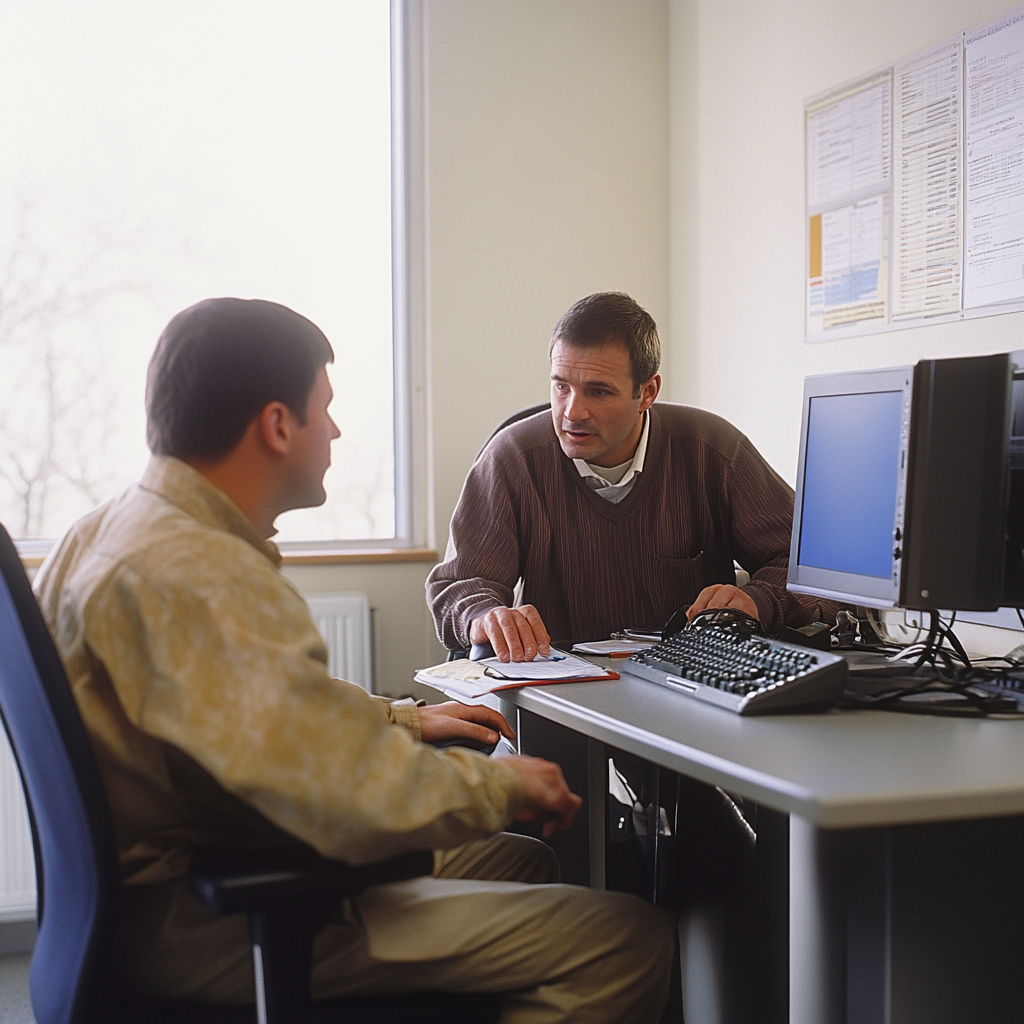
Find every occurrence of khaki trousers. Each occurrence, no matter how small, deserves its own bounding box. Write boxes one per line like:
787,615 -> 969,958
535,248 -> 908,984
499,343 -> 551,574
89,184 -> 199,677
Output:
114,833 -> 675,1024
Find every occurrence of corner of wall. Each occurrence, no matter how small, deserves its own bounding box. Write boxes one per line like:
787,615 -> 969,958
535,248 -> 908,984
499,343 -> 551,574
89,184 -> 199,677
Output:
667,0 -> 700,407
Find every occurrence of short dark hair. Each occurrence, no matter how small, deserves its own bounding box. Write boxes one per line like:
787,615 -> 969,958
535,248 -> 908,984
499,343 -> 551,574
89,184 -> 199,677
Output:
146,297 -> 335,461
549,292 -> 660,393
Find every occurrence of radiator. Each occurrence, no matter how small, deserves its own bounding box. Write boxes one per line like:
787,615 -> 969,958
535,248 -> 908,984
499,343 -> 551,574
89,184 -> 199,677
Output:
0,733 -> 35,922
306,592 -> 374,693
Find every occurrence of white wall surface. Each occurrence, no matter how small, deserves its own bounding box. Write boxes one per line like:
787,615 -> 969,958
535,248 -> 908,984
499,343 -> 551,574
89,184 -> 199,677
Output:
302,0 -> 1024,687
425,0 -> 670,560
669,0 -> 1024,654
297,0 -> 671,694
670,0 -> 1024,484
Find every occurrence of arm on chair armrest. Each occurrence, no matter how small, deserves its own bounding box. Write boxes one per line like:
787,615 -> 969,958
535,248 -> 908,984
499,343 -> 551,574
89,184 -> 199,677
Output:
188,845 -> 434,915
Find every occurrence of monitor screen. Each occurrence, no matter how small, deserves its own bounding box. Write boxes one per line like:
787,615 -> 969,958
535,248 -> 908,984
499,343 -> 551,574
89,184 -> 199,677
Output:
798,391 -> 903,579
788,366 -> 913,608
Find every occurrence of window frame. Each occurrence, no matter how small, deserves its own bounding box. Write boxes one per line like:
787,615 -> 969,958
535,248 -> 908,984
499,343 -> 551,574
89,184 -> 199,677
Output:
14,0 -> 429,564
275,0 -> 428,558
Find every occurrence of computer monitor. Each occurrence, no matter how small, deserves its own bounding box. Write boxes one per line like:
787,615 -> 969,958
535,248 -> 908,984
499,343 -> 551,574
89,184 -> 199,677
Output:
788,353 -> 1012,611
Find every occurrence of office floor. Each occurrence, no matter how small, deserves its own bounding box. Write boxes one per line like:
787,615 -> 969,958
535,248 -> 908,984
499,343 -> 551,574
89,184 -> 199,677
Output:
0,954 -> 34,1023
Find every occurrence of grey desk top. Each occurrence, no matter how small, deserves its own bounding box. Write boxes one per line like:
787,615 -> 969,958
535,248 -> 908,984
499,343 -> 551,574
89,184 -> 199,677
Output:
489,665 -> 1024,830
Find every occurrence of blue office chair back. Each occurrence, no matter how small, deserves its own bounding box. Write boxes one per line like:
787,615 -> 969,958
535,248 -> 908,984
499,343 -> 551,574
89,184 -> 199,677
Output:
0,523 -> 119,1024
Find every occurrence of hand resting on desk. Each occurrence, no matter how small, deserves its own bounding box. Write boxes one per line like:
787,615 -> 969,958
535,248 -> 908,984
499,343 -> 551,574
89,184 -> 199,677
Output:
686,583 -> 759,623
418,701 -> 516,749
469,583 -> 760,664
469,604 -> 551,662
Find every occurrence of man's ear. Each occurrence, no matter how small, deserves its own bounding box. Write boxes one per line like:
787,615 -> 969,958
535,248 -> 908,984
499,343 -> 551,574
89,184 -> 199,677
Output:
255,401 -> 294,456
638,373 -> 661,413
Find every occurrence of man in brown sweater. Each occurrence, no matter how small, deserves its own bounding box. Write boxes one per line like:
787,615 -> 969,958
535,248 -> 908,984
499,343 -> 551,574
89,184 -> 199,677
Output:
428,291 -> 835,1021
427,291 -> 834,661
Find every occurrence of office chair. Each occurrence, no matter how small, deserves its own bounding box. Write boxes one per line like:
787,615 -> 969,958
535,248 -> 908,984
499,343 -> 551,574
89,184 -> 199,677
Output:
0,523 -> 500,1024
475,402 -> 550,463
444,402 -> 552,662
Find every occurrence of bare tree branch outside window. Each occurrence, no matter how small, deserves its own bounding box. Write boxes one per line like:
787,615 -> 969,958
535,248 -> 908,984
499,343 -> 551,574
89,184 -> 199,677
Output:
0,2 -> 395,546
0,195 -> 154,539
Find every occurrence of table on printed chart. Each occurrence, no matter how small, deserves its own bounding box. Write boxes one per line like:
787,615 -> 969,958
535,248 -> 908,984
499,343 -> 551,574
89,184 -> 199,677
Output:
440,658 -> 1024,1024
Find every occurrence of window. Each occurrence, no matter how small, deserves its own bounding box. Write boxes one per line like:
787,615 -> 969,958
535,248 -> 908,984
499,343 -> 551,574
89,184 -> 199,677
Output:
0,0 -> 399,548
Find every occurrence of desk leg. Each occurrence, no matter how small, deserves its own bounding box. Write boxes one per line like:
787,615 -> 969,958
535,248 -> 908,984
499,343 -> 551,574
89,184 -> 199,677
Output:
515,709 -> 592,886
790,815 -> 847,1024
755,806 -> 789,1024
790,814 -> 1024,1024
587,738 -> 606,890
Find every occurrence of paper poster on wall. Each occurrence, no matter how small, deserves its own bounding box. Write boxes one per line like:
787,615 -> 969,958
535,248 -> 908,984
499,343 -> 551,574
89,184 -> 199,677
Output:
964,10 -> 1024,309
808,197 -> 889,331
806,73 -> 891,336
805,7 -> 1024,340
891,39 -> 963,321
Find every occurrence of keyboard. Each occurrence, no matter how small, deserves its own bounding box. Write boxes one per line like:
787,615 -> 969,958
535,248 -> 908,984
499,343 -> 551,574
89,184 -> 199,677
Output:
618,625 -> 848,714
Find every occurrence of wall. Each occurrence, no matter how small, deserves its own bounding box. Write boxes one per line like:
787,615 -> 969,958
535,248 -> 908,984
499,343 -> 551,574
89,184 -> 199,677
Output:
294,0 -> 671,696
424,0 -> 670,559
283,561 -> 436,698
669,0 -> 1024,655
671,0 -> 1022,475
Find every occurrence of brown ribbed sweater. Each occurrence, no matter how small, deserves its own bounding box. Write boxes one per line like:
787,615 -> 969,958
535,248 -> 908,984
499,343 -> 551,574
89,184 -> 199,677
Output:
427,404 -> 836,648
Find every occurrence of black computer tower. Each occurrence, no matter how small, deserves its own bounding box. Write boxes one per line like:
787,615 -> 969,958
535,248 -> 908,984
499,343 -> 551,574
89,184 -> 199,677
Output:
901,353 -> 1012,611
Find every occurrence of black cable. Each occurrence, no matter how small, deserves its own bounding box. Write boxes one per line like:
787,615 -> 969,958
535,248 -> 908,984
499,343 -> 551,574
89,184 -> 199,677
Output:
850,678 -> 1015,714
912,611 -> 941,671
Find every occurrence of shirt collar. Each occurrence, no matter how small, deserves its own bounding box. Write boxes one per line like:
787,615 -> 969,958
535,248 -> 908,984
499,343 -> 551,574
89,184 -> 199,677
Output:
139,456 -> 283,566
573,409 -> 650,488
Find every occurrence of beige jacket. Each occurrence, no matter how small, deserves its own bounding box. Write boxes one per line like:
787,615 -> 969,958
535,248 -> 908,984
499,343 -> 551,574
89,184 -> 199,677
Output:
34,456 -> 524,886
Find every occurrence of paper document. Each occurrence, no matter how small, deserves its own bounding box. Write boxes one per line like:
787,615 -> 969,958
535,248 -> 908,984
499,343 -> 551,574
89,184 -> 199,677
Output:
415,655 -> 618,701
572,639 -> 655,657
805,71 -> 892,335
964,10 -> 1024,308
892,39 -> 963,320
479,651 -> 615,681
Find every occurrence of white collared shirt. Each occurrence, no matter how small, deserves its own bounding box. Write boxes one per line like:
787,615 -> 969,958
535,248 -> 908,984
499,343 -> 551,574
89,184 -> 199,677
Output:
573,410 -> 650,504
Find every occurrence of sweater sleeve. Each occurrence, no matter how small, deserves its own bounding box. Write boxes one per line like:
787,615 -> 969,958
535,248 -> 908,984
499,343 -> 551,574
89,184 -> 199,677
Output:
426,447 -> 526,650
726,435 -> 841,633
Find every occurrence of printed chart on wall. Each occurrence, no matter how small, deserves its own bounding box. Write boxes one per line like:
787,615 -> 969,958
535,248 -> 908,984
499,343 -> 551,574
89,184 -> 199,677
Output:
806,6 -> 1024,341
806,72 -> 891,335
891,40 -> 963,322
964,9 -> 1024,310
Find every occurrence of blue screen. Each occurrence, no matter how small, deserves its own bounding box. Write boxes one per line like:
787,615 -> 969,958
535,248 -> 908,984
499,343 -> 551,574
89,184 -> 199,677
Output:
798,391 -> 903,579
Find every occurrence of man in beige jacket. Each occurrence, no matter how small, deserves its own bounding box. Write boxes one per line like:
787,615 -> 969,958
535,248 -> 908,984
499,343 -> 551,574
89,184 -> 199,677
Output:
34,297 -> 674,1023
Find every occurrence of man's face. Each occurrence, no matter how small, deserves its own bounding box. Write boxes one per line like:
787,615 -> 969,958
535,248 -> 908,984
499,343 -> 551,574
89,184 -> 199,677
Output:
282,365 -> 341,510
549,338 -> 660,468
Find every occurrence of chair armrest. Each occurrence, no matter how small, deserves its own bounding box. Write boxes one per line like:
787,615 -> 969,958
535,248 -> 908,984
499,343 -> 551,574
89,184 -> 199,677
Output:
188,846 -> 433,915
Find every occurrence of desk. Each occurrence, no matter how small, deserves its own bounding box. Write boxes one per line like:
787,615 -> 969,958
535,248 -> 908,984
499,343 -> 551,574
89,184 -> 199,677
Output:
475,665 -> 1024,1024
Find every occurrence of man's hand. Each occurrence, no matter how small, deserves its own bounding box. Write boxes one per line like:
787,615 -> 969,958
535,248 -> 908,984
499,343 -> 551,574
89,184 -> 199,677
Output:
497,754 -> 582,837
686,583 -> 759,622
469,605 -> 551,663
418,702 -> 516,747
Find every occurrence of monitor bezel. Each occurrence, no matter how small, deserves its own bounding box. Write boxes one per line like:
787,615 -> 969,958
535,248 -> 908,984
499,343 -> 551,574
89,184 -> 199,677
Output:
787,365 -> 914,609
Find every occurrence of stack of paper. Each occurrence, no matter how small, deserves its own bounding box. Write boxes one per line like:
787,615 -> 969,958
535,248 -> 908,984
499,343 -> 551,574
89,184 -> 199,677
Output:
572,639 -> 656,657
415,652 -> 618,701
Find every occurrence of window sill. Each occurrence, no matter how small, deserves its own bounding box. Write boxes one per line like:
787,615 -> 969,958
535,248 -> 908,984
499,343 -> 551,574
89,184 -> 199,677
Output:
20,547 -> 438,571
280,547 -> 438,566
